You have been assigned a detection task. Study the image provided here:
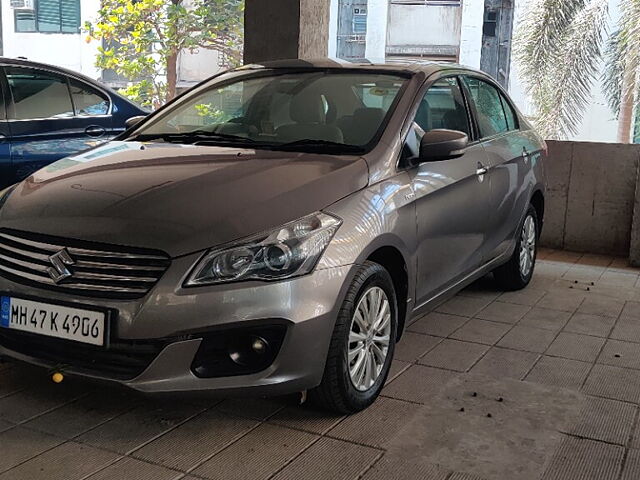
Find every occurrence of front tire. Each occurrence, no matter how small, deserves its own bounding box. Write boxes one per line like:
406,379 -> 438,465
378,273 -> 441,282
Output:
493,204 -> 539,291
310,261 -> 397,414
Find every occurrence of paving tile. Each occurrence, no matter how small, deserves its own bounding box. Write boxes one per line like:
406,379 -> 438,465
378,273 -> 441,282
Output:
84,457 -> 180,480
418,339 -> 489,372
610,317 -> 640,344
382,365 -> 458,404
621,448 -> 640,480
449,319 -> 511,345
448,473 -> 488,480
0,366 -> 41,398
193,423 -> 317,480
577,254 -> 614,268
536,291 -> 586,313
498,288 -> 547,307
361,455 -> 450,480
269,404 -> 345,434
216,397 -> 287,421
583,364 -> 640,403
541,436 -> 623,480
546,332 -> 606,362
270,437 -> 381,480
475,301 -> 531,324
24,390 -> 137,438
525,356 -> 591,389
469,347 -> 538,380
496,325 -> 556,353
519,307 -> 572,331
0,382 -> 88,424
407,312 -> 469,337
394,332 -> 441,362
0,426 -> 64,473
609,257 -> 638,271
328,397 -> 418,448
563,266 -> 605,283
132,410 -> 258,471
620,301 -> 640,321
564,313 -> 616,337
598,339 -> 640,370
545,251 -> 582,263
77,402 -> 204,454
600,271 -> 639,288
535,262 -> 571,278
435,296 -> 492,317
564,396 -> 636,445
0,441 -> 119,480
0,419 -> 14,433
387,360 -> 411,384
577,295 -> 625,318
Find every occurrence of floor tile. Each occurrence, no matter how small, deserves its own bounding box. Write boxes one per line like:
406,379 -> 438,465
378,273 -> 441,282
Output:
193,423 -> 317,480
541,436 -> 623,480
598,339 -> 640,370
435,296 -> 493,317
536,290 -> 586,313
394,332 -> 441,362
387,360 -> 411,384
577,295 -> 625,318
621,449 -> 640,480
525,356 -> 591,389
620,302 -> 640,321
449,319 -> 512,345
577,254 -> 614,268
0,441 -> 119,480
418,339 -> 489,372
0,426 -> 64,473
498,288 -> 547,307
407,312 -> 469,337
215,397 -> 288,421
497,325 -> 556,353
328,397 -> 419,448
563,396 -> 636,445
84,457 -> 180,480
519,307 -> 572,331
599,271 -> 639,288
0,382 -> 88,424
610,317 -> 640,344
475,301 -> 531,324
583,364 -> 640,403
469,347 -> 538,380
270,437 -> 381,480
361,455 -> 450,480
268,405 -> 345,435
546,332 -> 606,362
383,365 -> 458,404
132,410 -> 258,471
564,313 -> 616,337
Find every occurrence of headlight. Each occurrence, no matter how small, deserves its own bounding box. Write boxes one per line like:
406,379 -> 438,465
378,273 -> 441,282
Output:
185,212 -> 341,286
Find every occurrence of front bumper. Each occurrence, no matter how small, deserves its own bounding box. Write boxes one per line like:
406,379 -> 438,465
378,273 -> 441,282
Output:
0,256 -> 354,396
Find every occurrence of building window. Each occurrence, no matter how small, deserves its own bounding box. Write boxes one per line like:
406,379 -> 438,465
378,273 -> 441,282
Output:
14,0 -> 81,34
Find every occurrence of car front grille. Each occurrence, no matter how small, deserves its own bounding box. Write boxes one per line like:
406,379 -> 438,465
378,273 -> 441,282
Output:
0,229 -> 171,299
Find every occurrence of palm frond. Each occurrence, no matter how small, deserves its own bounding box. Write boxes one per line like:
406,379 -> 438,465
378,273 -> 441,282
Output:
602,30 -> 624,116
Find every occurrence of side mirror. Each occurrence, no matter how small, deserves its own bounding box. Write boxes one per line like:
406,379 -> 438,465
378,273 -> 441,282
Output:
125,115 -> 147,129
418,129 -> 469,162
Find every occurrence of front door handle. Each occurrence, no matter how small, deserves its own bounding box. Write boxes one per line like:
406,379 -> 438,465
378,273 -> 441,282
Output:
85,125 -> 106,137
477,163 -> 488,176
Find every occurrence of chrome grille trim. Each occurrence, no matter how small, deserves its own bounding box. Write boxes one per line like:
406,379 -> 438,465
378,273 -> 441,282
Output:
0,229 -> 170,299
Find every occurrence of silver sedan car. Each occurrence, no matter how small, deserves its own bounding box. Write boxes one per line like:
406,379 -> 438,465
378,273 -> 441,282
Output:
0,59 -> 546,413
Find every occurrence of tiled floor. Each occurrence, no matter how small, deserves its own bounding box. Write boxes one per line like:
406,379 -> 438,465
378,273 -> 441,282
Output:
3,249 -> 640,479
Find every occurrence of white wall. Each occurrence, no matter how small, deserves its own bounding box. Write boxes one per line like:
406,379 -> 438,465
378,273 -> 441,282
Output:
387,4 -> 461,49
364,0 -> 388,60
1,0 -> 101,79
458,0 -> 484,68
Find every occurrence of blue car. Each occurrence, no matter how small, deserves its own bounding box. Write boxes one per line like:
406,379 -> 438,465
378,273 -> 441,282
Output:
0,57 -> 147,188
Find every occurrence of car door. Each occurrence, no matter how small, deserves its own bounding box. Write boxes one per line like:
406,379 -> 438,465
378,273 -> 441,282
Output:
4,66 -> 111,183
461,75 -> 540,261
0,70 -> 11,189
404,76 -> 492,307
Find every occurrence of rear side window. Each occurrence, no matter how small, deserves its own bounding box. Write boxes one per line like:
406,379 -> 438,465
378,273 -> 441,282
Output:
69,79 -> 109,116
462,76 -> 508,138
500,94 -> 519,131
6,67 -> 73,120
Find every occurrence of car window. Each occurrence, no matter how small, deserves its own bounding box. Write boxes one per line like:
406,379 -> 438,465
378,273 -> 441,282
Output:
462,76 -> 508,138
6,67 -> 74,120
404,77 -> 470,160
69,79 -> 109,116
500,94 -> 519,131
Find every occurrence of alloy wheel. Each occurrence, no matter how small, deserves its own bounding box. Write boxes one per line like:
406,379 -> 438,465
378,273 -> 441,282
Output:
519,215 -> 536,277
348,286 -> 391,392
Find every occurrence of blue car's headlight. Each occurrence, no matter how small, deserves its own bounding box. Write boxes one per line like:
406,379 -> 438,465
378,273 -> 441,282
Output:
185,212 -> 341,286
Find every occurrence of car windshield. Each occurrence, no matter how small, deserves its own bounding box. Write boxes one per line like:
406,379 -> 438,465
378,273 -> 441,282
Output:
132,70 -> 408,154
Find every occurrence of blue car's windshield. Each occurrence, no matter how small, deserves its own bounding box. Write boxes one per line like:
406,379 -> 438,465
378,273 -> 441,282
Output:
132,70 -> 408,154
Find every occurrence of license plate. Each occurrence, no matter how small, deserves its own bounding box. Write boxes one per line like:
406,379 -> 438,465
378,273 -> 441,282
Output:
0,296 -> 106,346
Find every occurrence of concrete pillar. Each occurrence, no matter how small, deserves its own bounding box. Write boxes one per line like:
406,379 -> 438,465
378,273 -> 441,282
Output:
244,0 -> 331,64
630,156 -> 640,266
459,0 -> 484,68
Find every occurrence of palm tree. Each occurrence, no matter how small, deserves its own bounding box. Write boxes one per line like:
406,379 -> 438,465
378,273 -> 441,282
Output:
514,0 -> 640,143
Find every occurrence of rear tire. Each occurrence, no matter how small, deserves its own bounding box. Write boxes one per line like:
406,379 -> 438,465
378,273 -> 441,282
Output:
309,261 -> 397,414
493,204 -> 539,291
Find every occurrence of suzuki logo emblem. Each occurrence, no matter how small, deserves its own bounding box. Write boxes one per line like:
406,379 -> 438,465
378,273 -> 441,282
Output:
47,249 -> 75,283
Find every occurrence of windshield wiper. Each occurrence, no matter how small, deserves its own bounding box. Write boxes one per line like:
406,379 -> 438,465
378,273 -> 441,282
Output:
133,130 -> 255,144
273,139 -> 364,154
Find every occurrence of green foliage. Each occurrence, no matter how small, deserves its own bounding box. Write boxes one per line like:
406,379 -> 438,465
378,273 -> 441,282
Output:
85,0 -> 244,108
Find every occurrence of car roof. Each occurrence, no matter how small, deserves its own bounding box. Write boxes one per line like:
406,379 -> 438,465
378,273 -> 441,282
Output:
238,57 -> 480,77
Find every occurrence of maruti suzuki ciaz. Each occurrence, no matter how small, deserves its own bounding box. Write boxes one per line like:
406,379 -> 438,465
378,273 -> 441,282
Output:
0,59 -> 546,413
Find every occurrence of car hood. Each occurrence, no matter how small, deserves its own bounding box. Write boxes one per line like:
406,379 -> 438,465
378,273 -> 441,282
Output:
0,141 -> 368,257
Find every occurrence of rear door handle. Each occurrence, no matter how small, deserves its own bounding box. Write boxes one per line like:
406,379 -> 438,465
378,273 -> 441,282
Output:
477,163 -> 488,176
85,125 -> 106,138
